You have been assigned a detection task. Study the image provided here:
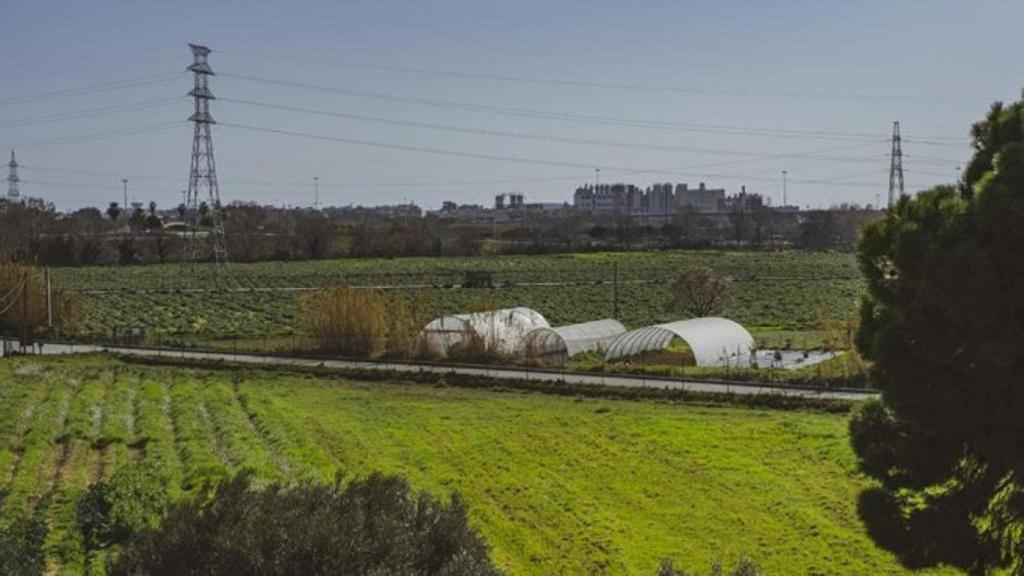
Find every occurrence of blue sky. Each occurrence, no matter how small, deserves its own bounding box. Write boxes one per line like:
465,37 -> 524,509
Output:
1,0 -> 1021,210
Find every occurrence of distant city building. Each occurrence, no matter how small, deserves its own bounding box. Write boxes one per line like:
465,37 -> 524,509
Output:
720,186 -> 765,213
329,203 -> 423,220
573,181 -> 728,217
494,193 -> 525,210
675,183 -> 725,213
429,201 -> 488,220
573,183 -> 643,216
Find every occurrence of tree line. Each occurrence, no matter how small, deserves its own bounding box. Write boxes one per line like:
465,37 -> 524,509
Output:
0,198 -> 880,267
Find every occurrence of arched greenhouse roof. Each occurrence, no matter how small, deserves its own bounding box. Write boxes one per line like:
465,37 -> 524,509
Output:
524,319 -> 627,361
421,307 -> 549,357
603,317 -> 754,367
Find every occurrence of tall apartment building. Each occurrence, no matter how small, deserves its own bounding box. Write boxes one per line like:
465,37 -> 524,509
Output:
574,181 -> 727,217
675,182 -> 725,213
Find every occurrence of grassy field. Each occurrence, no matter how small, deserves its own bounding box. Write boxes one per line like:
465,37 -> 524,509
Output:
54,250 -> 863,345
0,355 -> 948,575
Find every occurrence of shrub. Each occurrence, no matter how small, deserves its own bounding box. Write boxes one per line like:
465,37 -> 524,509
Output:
109,471 -> 502,576
848,399 -> 899,483
299,286 -> 386,356
385,292 -> 425,359
0,493 -> 47,576
668,266 -> 731,318
78,462 -> 170,550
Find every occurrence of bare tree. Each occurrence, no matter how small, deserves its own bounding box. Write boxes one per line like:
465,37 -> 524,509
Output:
668,266 -> 732,317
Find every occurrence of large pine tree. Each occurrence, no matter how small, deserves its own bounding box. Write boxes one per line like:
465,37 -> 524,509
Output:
851,94 -> 1024,574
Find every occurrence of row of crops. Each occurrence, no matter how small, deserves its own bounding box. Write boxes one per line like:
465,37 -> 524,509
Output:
0,359 -> 338,574
53,250 -> 863,338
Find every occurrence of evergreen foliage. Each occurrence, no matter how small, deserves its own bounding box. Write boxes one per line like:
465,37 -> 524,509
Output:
108,472 -> 501,576
853,93 -> 1024,573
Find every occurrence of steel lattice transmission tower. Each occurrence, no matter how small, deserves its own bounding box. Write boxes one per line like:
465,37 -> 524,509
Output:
6,150 -> 20,202
184,44 -> 228,265
888,121 -> 904,208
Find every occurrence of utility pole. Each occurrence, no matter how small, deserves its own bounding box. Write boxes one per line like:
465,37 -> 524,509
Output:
313,176 -> 320,209
21,271 -> 28,351
122,178 -> 128,209
781,170 -> 788,207
184,43 -> 227,265
7,150 -> 20,201
45,268 -> 52,330
612,261 -> 619,318
888,121 -> 904,208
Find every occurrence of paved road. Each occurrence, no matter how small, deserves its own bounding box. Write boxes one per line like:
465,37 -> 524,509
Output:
28,342 -> 875,402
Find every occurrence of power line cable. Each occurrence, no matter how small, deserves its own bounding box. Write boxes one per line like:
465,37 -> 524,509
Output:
5,51 -> 181,82
0,97 -> 183,129
218,47 -> 993,103
19,165 -> 595,189
220,96 -> 889,164
0,279 -> 27,317
20,179 -> 179,194
0,72 -> 185,106
1,122 -> 185,150
0,278 -> 25,307
219,121 -> 889,189
220,72 -> 934,144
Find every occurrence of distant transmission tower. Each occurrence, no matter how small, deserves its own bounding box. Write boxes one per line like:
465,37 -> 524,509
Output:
184,43 -> 227,265
7,150 -> 20,201
888,121 -> 904,208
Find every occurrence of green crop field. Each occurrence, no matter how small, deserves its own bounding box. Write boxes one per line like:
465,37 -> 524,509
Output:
0,355 -> 948,575
54,250 -> 863,344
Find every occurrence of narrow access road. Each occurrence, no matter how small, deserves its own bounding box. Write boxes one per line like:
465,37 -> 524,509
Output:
30,342 -> 875,402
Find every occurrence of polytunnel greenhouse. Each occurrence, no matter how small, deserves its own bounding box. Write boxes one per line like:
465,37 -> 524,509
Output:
603,317 -> 755,367
420,307 -> 549,358
523,319 -> 627,366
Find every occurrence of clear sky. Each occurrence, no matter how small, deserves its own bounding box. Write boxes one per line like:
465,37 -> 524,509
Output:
1,0 -> 1021,211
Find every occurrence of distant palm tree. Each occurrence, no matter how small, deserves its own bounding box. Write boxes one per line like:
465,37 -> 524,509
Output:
106,202 -> 122,223
145,201 -> 163,230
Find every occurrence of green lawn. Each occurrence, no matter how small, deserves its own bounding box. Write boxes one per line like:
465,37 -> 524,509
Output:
0,355 -> 950,575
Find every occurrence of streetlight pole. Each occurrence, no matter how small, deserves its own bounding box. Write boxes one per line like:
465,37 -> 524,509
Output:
782,170 -> 788,207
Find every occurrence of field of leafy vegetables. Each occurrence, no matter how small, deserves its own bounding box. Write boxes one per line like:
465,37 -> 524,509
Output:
53,250 -> 862,342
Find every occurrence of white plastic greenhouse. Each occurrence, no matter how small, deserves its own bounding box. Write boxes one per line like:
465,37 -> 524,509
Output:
420,307 -> 550,357
603,317 -> 755,367
523,319 -> 627,365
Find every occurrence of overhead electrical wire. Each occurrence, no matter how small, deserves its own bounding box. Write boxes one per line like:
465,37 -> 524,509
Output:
0,72 -> 186,106
219,72 -> 935,144
0,278 -> 27,317
6,51 -> 181,82
1,122 -> 186,150
0,97 -> 184,129
220,95 -> 889,164
20,179 -> 179,194
218,121 -> 889,188
218,47 -> 993,104
18,164 -> 596,189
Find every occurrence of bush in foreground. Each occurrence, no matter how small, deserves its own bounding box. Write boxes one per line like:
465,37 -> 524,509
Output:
78,462 -> 170,550
0,492 -> 48,576
109,471 -> 502,576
